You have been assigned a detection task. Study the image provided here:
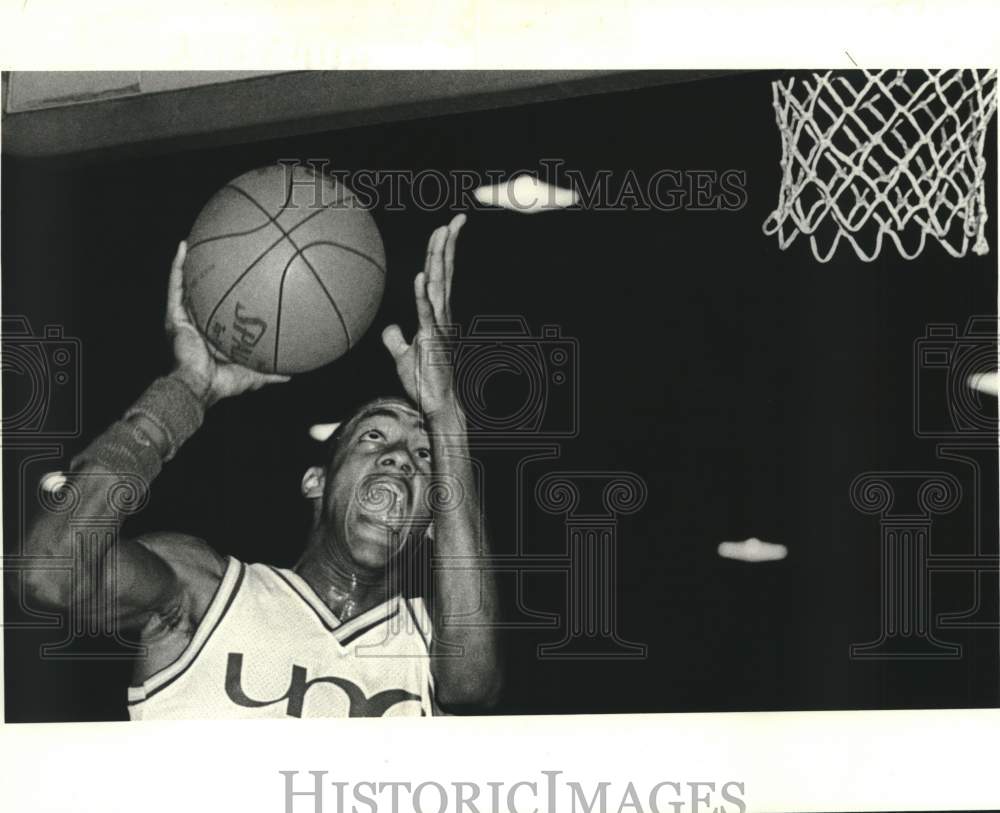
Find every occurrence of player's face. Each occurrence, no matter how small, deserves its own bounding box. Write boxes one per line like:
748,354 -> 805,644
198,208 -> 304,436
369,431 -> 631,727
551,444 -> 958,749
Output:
325,404 -> 433,568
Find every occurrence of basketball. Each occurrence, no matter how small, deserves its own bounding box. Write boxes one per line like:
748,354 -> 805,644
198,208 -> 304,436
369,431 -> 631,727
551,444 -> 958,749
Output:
182,165 -> 386,374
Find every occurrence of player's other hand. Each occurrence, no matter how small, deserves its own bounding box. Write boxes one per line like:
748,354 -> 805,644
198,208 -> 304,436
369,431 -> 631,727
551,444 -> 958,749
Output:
381,214 -> 466,422
166,241 -> 290,406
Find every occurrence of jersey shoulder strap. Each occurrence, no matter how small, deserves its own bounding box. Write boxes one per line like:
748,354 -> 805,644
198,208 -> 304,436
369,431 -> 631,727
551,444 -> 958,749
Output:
402,595 -> 433,654
128,556 -> 245,704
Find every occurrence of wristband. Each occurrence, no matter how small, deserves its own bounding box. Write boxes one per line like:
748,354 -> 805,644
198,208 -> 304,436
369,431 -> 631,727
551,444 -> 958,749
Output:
70,374 -> 206,481
124,374 -> 206,461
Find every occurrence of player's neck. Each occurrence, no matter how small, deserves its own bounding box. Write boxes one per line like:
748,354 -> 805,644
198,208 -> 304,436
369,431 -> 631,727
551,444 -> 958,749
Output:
294,540 -> 392,622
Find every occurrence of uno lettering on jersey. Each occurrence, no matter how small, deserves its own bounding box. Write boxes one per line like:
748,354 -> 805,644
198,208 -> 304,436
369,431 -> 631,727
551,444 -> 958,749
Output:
127,559 -> 435,720
224,653 -> 423,717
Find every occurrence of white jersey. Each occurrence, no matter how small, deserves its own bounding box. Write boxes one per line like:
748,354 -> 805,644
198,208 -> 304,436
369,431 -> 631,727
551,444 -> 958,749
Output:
128,557 -> 436,719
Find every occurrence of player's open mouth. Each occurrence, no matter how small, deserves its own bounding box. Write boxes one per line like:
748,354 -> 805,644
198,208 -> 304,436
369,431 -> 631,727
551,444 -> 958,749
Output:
356,475 -> 410,528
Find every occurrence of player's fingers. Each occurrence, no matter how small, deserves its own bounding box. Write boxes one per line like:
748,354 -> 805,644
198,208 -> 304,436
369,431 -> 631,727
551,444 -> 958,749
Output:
423,224 -> 445,277
425,226 -> 447,321
381,324 -> 409,360
165,241 -> 187,329
181,302 -> 201,328
414,272 -> 435,330
244,372 -> 291,391
257,373 -> 292,385
443,213 -> 465,298
205,340 -> 232,362
442,214 -> 465,324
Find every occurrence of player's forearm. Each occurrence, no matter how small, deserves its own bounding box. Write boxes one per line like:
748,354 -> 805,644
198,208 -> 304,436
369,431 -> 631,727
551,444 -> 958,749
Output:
24,370 -> 207,606
427,406 -> 502,708
70,368 -> 209,488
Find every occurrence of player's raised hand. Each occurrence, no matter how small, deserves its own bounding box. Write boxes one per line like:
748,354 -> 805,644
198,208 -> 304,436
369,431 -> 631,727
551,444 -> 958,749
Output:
381,214 -> 466,420
166,241 -> 290,405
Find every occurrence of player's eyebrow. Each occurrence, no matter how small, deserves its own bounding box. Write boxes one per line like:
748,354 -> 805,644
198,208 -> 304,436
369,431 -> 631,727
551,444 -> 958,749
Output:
355,407 -> 426,434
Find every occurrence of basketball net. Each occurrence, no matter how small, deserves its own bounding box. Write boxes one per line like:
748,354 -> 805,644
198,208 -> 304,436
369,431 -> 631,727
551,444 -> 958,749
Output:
762,69 -> 998,263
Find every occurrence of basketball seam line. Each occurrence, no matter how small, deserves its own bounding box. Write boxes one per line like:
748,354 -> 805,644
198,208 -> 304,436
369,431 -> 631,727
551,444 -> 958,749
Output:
233,166 -> 297,226
226,182 -> 384,276
288,244 -> 353,354
186,212 -> 272,252
277,239 -> 392,368
185,176 -> 296,252
272,247 -> 362,371
273,250 -> 297,372
231,174 -> 360,234
227,187 -> 354,364
292,240 -> 387,277
202,203 -> 333,343
187,169 -> 360,252
271,162 -> 297,371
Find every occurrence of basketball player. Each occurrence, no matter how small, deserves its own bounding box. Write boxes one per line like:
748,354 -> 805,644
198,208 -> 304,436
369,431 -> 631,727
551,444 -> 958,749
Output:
24,214 -> 501,718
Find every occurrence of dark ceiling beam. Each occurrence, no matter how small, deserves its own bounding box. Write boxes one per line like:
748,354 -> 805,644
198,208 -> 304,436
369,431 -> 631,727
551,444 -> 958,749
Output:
2,70 -> 742,163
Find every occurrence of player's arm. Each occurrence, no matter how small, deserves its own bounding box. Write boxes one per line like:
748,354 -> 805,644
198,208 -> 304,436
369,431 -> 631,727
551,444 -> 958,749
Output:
23,242 -> 289,630
382,216 -> 502,710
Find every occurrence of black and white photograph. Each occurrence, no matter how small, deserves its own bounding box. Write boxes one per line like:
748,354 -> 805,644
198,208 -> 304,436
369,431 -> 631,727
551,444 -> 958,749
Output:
1,29 -> 999,813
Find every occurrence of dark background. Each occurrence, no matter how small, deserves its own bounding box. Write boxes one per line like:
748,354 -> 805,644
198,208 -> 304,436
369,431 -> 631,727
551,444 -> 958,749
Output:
4,71 -> 998,721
